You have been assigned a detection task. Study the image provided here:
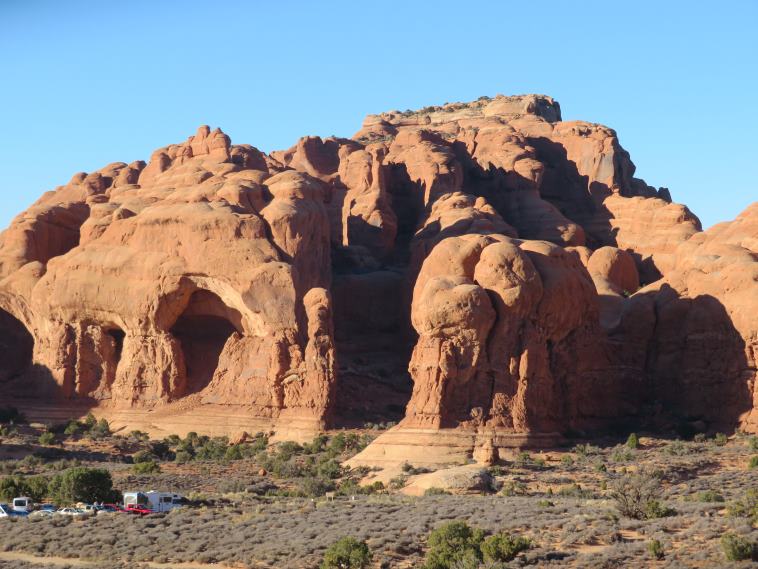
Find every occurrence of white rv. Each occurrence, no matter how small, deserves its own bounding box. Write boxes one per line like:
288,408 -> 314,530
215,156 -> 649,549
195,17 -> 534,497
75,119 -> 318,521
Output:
123,491 -> 184,513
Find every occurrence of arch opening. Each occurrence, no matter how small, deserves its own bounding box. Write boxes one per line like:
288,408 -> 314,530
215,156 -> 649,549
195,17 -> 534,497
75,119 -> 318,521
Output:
0,309 -> 34,382
169,290 -> 242,395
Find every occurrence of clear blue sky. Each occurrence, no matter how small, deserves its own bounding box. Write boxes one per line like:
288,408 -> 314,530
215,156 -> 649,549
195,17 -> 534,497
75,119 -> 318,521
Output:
1,0 -> 756,230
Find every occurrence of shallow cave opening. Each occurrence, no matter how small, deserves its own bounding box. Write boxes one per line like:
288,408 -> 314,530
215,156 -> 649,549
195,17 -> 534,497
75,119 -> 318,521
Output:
169,290 -> 241,395
106,328 -> 125,365
0,309 -> 34,382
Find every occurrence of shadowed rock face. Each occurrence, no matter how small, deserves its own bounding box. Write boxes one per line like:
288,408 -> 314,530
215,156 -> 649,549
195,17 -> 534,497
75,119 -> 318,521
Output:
0,95 -> 755,460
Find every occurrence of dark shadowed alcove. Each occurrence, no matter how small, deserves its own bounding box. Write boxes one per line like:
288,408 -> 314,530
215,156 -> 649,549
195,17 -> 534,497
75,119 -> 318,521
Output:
0,309 -> 34,381
169,290 -> 242,395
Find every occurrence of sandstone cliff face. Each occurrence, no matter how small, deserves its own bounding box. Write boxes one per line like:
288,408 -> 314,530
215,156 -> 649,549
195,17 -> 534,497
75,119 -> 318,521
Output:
0,95 -> 755,458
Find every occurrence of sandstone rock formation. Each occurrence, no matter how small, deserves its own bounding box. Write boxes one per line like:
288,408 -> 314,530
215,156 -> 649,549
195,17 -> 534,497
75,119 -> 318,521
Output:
0,95 -> 755,461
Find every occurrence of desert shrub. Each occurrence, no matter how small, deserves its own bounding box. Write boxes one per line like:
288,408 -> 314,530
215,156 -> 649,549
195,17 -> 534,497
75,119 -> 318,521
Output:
298,476 -> 335,497
0,424 -> 16,437
713,432 -> 728,446
647,539 -> 664,560
321,536 -> 372,569
748,436 -> 758,451
556,483 -> 593,499
48,467 -> 119,505
728,488 -> 758,523
626,433 -> 639,449
644,500 -> 676,519
424,521 -> 484,569
721,533 -> 756,561
609,472 -> 668,519
0,475 -> 49,502
572,443 -> 601,458
611,448 -> 635,462
748,456 -> 758,469
317,458 -> 343,480
424,487 -> 451,496
560,455 -> 575,467
303,434 -> 329,454
88,418 -> 111,438
537,499 -> 554,507
174,449 -> 193,464
63,419 -> 82,436
133,450 -> 155,463
224,444 -> 243,461
693,433 -> 708,443
128,430 -> 150,443
480,532 -> 531,562
388,476 -> 408,490
132,460 -> 161,475
0,407 -> 25,424
500,481 -> 527,496
38,431 -> 56,445
194,437 -> 229,461
697,490 -> 725,502
663,440 -> 690,456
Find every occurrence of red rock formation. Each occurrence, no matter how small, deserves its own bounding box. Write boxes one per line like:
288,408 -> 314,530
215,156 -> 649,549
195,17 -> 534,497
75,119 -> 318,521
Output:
0,95 -> 755,458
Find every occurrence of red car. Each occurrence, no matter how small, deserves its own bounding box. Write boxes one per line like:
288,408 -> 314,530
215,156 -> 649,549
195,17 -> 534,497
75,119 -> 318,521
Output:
124,504 -> 153,516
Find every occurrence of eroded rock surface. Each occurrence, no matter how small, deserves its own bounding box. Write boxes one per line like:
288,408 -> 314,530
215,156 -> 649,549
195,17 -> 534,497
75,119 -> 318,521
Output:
0,95 -> 755,458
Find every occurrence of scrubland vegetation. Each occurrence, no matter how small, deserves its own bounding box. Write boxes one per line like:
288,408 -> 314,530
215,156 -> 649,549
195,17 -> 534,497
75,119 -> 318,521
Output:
1,408 -> 757,567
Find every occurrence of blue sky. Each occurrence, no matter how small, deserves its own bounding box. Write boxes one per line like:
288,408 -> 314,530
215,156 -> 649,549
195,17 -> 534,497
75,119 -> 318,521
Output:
1,0 -> 755,230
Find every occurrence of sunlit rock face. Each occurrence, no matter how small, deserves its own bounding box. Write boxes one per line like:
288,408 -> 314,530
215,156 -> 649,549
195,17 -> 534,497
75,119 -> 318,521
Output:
0,95 -> 754,459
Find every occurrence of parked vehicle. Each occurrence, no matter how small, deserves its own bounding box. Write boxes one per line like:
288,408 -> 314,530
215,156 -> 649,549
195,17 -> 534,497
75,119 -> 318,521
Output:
124,504 -> 153,516
0,503 -> 27,518
38,504 -> 57,513
29,509 -> 54,518
55,508 -> 88,517
96,504 -> 125,515
123,491 -> 184,513
12,496 -> 33,513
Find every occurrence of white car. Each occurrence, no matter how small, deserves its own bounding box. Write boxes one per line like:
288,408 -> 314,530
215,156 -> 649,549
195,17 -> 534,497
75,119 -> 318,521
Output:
55,508 -> 88,517
29,509 -> 54,518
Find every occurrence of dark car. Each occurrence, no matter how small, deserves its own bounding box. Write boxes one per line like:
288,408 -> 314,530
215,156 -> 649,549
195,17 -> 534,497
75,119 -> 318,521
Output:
97,504 -> 126,515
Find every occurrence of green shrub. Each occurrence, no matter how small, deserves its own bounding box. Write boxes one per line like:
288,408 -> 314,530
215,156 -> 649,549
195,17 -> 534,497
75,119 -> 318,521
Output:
424,521 -> 485,569
626,433 -> 639,449
424,487 -> 451,496
697,490 -> 725,503
721,533 -> 756,561
83,413 -> 97,430
500,481 -> 527,496
38,431 -> 56,445
714,432 -> 728,446
748,456 -> 758,469
321,536 -> 372,569
48,467 -> 118,505
63,420 -> 82,436
648,539 -> 665,560
132,460 -> 161,475
0,475 -> 47,502
728,488 -> 758,524
644,500 -> 676,519
298,476 -> 334,497
132,450 -> 155,463
89,418 -> 111,438
480,532 -> 531,562
748,436 -> 758,451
